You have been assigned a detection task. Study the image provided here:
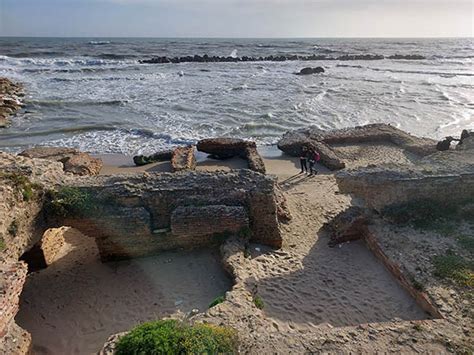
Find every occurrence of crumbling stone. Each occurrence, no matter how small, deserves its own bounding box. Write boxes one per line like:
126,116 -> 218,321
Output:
19,147 -> 102,176
197,138 -> 266,174
171,146 -> 196,172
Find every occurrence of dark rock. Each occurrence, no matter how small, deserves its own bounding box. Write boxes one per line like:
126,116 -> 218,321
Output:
388,54 -> 426,60
296,67 -> 325,75
132,150 -> 173,166
197,138 -> 256,159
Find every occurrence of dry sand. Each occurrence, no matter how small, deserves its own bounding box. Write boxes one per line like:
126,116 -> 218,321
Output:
331,142 -> 421,169
17,144 -> 430,354
16,228 -> 231,355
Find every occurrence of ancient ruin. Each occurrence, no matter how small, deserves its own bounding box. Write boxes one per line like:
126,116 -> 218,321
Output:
0,125 -> 472,354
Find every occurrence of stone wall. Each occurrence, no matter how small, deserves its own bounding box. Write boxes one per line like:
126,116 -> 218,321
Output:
48,170 -> 282,261
336,168 -> 474,212
171,205 -> 248,238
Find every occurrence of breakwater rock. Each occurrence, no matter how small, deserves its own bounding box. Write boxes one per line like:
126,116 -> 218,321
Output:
139,53 -> 426,64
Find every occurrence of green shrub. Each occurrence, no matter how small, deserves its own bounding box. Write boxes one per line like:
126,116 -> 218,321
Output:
253,295 -> 264,310
115,320 -> 237,355
432,251 -> 473,287
0,237 -> 5,251
208,295 -> 225,308
46,187 -> 96,217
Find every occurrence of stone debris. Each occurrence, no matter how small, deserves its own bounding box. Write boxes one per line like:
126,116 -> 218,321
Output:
19,147 -> 103,176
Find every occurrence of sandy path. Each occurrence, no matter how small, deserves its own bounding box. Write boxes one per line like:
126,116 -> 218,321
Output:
16,229 -> 231,355
242,171 -> 428,331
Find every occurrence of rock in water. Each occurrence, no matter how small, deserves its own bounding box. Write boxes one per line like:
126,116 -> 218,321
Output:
296,67 -> 325,75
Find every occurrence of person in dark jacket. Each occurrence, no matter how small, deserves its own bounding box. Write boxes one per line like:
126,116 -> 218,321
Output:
300,146 -> 308,173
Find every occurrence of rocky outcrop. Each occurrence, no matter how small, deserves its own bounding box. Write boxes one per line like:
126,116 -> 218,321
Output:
197,138 -> 266,174
19,228 -> 65,272
0,262 -> 31,355
278,123 -> 437,170
171,146 -> 196,172
0,78 -> 23,128
296,67 -> 325,75
19,147 -> 103,176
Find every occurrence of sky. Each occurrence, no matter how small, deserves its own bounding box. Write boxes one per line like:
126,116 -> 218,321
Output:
0,0 -> 473,38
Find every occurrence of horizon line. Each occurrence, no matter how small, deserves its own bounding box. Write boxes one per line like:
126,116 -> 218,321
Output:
0,35 -> 473,39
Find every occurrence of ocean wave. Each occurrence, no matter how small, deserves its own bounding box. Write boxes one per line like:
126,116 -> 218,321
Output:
88,40 -> 111,45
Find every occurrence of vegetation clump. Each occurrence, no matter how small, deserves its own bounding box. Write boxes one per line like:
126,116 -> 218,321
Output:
432,251 -> 473,288
382,198 -> 474,235
0,237 -> 5,251
0,172 -> 41,202
46,186 -> 96,217
253,295 -> 264,310
115,320 -> 237,355
208,295 -> 225,308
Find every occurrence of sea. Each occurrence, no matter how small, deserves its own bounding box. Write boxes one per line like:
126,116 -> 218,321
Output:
0,37 -> 472,155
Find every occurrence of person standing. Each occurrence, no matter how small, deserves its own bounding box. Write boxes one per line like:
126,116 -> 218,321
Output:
299,146 -> 308,173
309,149 -> 320,175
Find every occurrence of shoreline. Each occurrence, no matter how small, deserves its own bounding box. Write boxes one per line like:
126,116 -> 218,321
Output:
95,145 -> 312,178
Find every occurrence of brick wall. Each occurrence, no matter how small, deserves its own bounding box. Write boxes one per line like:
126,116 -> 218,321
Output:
48,170 -> 282,260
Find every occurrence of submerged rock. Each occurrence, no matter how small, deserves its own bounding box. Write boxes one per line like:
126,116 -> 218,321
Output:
296,67 -> 325,75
